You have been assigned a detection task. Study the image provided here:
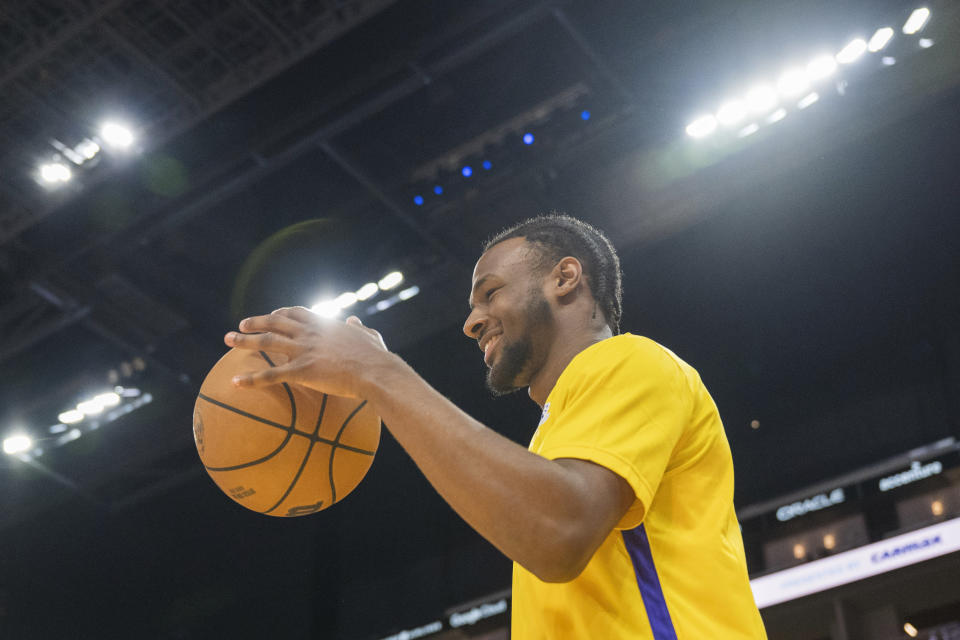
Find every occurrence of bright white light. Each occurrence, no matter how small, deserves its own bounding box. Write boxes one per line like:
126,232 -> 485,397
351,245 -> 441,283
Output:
767,108 -> 787,123
737,123 -> 760,138
334,292 -> 358,309
882,56 -> 896,66
798,92 -> 820,109
777,68 -> 809,97
94,392 -> 121,408
868,27 -> 894,52
75,139 -> 100,160
77,398 -> 105,415
806,55 -> 837,80
398,285 -> 420,301
904,622 -> 918,638
716,100 -> 747,126
59,409 -> 84,424
918,38 -> 934,48
100,122 -> 134,149
3,434 -> 33,455
49,424 -> 68,434
311,300 -> 340,318
903,8 -> 930,35
378,271 -> 404,290
685,114 -> 717,138
356,282 -> 379,301
375,299 -> 392,312
40,162 -> 71,183
745,85 -> 778,114
836,39 -> 867,64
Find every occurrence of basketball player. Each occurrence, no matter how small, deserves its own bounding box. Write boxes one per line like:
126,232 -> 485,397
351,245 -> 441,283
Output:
225,214 -> 767,638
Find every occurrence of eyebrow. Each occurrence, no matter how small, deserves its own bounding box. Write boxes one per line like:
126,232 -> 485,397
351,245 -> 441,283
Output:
468,274 -> 494,310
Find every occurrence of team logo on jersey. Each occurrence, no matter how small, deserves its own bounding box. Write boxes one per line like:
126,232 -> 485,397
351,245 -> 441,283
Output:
538,402 -> 551,427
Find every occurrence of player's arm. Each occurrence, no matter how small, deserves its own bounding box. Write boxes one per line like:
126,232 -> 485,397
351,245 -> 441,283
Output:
362,354 -> 636,582
226,311 -> 635,582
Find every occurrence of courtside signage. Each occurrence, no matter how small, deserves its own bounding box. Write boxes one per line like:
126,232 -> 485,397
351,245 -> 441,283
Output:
775,487 -> 846,522
751,517 -> 960,608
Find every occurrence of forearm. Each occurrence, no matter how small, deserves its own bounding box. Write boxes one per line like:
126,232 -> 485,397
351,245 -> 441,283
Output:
361,354 -> 587,581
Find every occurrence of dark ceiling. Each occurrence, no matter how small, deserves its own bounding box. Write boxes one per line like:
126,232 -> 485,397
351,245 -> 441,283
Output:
0,0 -> 959,637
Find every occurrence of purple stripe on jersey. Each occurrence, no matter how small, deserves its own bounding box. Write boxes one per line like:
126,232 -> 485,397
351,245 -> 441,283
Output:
622,524 -> 678,640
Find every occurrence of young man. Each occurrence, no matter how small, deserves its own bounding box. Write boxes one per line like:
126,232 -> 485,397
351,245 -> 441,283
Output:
225,214 -> 767,638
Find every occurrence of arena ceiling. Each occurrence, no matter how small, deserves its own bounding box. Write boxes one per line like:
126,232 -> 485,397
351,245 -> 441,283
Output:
0,1 -> 958,637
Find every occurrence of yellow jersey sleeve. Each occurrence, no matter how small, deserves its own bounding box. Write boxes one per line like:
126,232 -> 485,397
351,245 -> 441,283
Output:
532,335 -> 692,529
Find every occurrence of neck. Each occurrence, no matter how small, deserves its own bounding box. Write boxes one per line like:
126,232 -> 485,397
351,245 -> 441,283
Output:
527,323 -> 614,407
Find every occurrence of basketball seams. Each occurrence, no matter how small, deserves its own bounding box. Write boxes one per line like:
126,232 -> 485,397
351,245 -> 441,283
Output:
327,400 -> 370,505
262,393 -> 328,514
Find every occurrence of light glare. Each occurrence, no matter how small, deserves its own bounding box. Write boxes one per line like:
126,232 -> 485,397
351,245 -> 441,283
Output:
77,398 -> 105,415
903,8 -> 930,35
311,300 -> 340,318
797,92 -> 820,109
737,123 -> 759,138
918,38 -> 933,49
398,286 -> 420,301
904,622 -> 918,638
868,27 -> 894,52
745,86 -> 777,114
716,100 -> 747,126
100,122 -> 134,149
836,39 -> 867,64
378,271 -> 404,290
334,292 -> 358,309
767,108 -> 787,124
59,409 -> 85,424
777,68 -> 809,97
685,114 -> 717,138
356,283 -> 379,301
806,55 -> 837,80
94,392 -> 121,408
40,162 -> 71,183
3,434 -> 32,455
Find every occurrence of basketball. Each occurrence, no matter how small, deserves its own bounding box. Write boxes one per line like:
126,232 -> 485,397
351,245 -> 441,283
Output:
192,347 -> 380,517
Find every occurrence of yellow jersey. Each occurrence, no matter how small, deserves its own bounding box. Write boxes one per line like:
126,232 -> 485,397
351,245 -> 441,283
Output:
512,334 -> 766,639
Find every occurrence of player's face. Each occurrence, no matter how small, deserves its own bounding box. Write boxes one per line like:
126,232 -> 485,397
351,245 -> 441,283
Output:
464,238 -> 554,395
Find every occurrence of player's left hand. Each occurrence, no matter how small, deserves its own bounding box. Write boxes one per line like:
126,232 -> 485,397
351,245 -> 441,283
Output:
224,306 -> 390,398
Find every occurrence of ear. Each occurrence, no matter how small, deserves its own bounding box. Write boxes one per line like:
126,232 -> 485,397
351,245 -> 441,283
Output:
552,257 -> 583,299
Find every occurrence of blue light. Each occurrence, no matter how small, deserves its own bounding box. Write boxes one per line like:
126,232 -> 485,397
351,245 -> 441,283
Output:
580,110 -> 591,121
433,185 -> 443,195
523,133 -> 534,145
461,166 -> 473,177
482,160 -> 492,170
413,195 -> 424,206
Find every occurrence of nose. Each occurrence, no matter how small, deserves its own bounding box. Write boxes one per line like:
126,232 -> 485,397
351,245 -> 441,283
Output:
463,307 -> 486,340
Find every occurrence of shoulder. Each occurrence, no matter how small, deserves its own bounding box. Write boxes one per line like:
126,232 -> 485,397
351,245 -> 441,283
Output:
566,334 -> 688,382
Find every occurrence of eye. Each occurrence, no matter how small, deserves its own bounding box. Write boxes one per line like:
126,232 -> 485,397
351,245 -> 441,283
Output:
486,287 -> 500,300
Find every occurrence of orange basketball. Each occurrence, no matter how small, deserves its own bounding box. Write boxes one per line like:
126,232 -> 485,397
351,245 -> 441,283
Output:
192,347 -> 380,517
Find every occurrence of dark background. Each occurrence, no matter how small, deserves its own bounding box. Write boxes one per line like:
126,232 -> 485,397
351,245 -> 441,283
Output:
0,1 -> 957,637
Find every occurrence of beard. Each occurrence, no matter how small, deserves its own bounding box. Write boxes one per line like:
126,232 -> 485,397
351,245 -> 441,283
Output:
485,290 -> 552,396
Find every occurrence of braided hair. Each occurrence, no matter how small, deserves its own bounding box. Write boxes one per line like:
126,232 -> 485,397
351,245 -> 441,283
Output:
484,213 -> 623,334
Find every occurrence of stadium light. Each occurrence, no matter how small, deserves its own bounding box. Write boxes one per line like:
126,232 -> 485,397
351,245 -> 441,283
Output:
100,122 -> 134,149
334,292 -> 358,309
75,139 -> 100,160
766,108 -> 787,124
311,300 -> 340,318
836,39 -> 867,64
39,162 -> 71,184
737,123 -> 759,138
745,85 -> 778,114
902,8 -> 930,35
776,68 -> 810,97
398,286 -> 420,301
806,55 -> 838,80
716,100 -> 747,126
904,622 -> 919,638
77,398 -> 105,415
797,92 -> 820,109
3,434 -> 32,455
378,271 -> 403,290
918,38 -> 934,48
356,282 -> 379,301
685,114 -> 717,138
58,409 -> 84,424
868,27 -> 894,52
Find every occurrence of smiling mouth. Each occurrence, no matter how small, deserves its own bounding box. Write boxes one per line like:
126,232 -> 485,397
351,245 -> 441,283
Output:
483,334 -> 502,366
